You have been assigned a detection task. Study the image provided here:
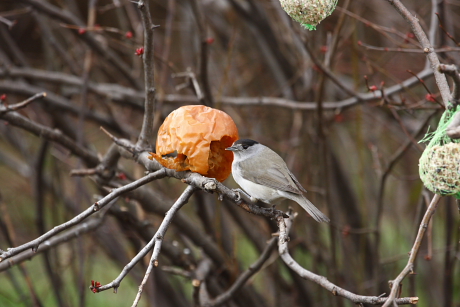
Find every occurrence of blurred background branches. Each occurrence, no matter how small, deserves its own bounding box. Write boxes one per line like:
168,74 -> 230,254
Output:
0,0 -> 460,306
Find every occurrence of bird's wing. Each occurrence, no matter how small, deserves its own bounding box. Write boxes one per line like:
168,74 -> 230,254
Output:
237,151 -> 303,195
287,169 -> 308,193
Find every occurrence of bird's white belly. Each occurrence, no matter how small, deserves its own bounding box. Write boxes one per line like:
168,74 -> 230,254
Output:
232,167 -> 281,203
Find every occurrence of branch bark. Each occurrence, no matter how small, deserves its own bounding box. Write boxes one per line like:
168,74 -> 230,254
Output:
277,215 -> 418,306
386,0 -> 451,107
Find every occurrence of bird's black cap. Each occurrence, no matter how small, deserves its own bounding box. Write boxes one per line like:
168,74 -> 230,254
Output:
233,139 -> 259,146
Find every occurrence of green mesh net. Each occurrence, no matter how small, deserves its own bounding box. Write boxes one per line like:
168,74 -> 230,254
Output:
419,108 -> 460,198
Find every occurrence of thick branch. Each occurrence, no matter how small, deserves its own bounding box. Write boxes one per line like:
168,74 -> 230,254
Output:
0,67 -> 434,111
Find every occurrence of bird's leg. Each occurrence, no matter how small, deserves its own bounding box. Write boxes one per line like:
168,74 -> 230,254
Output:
232,188 -> 258,204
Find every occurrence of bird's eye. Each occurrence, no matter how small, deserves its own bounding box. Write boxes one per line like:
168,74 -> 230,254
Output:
242,144 -> 249,149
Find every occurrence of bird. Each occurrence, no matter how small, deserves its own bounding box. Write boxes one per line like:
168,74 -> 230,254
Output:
226,139 -> 329,223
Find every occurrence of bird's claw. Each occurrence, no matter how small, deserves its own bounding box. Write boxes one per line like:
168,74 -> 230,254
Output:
232,189 -> 242,202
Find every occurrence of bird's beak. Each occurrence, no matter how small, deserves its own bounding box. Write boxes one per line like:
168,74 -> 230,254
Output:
226,145 -> 237,151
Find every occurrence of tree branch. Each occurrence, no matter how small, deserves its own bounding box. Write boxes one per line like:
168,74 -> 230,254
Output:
0,66 -> 434,111
136,0 -> 157,150
0,108 -> 100,167
382,194 -> 442,307
0,200 -> 111,272
386,0 -> 451,107
203,236 -> 278,306
92,185 -> 197,294
0,170 -> 167,261
0,92 -> 46,115
277,214 -> 418,305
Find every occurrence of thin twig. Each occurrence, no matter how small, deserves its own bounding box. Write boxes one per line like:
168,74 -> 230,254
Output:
16,0 -> 141,88
0,170 -> 167,262
0,198 -> 114,272
203,236 -> 278,306
382,194 -> 442,307
172,69 -> 205,102
406,69 -> 443,108
0,16 -> 16,29
435,13 -> 459,46
93,185 -> 197,295
375,111 -> 438,232
0,109 -> 100,166
0,80 -> 125,134
100,126 -> 136,154
359,42 -> 460,54
0,92 -> 46,115
136,0 -> 157,150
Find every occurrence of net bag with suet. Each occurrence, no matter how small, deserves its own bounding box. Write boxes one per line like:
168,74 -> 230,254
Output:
279,0 -> 337,30
419,108 -> 460,197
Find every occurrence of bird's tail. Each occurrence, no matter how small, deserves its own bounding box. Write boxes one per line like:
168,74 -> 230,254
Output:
298,195 -> 330,223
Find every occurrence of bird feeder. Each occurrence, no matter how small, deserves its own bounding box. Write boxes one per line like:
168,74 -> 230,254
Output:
149,105 -> 239,182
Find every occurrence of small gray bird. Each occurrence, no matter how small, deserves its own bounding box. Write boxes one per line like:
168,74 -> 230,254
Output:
226,139 -> 329,223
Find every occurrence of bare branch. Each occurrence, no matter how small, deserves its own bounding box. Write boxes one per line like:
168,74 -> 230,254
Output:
0,16 -> 16,29
0,109 -> 100,166
0,199 -> 112,272
277,215 -> 418,305
136,0 -> 157,150
0,66 -> 434,111
0,80 -> 124,134
203,236 -> 278,306
386,0 -> 451,107
0,170 -> 167,262
0,92 -> 46,115
190,0 -> 213,106
92,185 -> 197,294
382,194 -> 442,307
439,64 -> 460,103
439,64 -> 460,138
16,0 -> 141,88
359,42 -> 460,54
